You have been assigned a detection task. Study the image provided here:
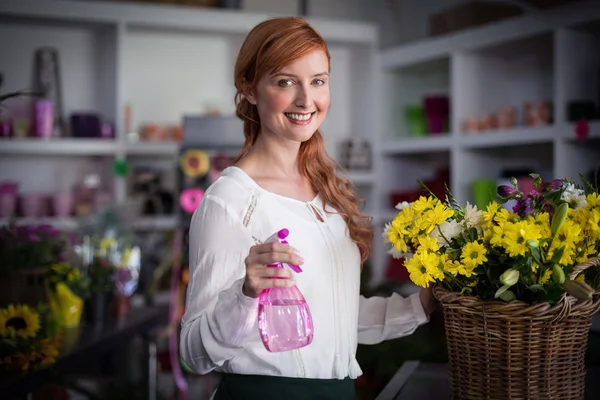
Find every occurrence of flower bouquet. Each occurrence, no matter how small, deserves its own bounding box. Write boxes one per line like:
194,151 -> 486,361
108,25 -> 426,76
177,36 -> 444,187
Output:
0,303 -> 62,375
384,173 -> 600,400
45,262 -> 89,328
0,224 -> 68,307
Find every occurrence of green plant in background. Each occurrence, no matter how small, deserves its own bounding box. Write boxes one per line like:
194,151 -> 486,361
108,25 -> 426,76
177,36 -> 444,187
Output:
87,257 -> 117,295
0,225 -> 68,273
46,262 -> 90,299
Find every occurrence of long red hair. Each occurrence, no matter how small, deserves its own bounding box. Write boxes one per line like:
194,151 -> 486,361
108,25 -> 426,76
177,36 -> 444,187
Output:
233,17 -> 373,263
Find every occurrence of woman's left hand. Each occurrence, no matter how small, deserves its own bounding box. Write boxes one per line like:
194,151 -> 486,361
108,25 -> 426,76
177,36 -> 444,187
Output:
419,285 -> 438,316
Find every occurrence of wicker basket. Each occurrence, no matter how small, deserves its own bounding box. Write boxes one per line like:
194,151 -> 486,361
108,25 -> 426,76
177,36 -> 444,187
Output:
433,257 -> 600,400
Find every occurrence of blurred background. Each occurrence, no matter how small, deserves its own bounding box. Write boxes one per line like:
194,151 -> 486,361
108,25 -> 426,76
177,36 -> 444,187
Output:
0,0 -> 599,399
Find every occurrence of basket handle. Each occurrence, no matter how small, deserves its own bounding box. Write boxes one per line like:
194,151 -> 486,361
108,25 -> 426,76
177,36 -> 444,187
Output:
569,257 -> 600,291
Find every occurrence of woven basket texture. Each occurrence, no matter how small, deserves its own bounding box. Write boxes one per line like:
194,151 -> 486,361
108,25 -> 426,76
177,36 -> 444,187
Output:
434,257 -> 600,400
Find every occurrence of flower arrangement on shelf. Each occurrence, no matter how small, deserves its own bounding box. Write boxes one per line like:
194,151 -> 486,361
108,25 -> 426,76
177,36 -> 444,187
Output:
0,224 -> 66,273
0,303 -> 62,375
383,173 -> 599,304
45,262 -> 89,328
0,224 -> 70,307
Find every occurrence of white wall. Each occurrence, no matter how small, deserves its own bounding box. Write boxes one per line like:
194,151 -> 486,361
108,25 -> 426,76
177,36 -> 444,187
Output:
242,0 -> 468,47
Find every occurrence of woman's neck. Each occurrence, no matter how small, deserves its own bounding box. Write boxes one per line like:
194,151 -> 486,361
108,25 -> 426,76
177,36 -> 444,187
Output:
240,134 -> 302,179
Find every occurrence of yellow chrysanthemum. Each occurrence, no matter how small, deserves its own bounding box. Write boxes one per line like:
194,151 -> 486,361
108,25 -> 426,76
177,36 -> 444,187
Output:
461,241 -> 488,269
539,269 -> 553,284
411,196 -> 438,213
416,235 -> 440,254
528,211 -> 551,240
549,220 -> 582,265
405,252 -> 443,287
0,304 -> 40,339
482,201 -> 501,225
394,206 -> 415,227
424,202 -> 454,227
502,221 -> 542,257
387,224 -> 409,253
442,257 -> 462,276
587,193 -> 600,208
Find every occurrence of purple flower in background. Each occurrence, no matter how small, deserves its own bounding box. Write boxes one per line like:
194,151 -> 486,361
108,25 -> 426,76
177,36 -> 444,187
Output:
541,179 -> 564,193
498,185 -> 518,197
37,224 -> 60,237
27,232 -> 41,242
513,196 -> 534,217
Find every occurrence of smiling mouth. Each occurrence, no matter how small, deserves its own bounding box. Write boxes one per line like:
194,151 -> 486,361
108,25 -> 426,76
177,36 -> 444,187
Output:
284,112 -> 315,124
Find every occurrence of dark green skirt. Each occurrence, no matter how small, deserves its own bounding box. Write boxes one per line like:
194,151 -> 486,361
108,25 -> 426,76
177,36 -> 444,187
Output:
214,373 -> 355,400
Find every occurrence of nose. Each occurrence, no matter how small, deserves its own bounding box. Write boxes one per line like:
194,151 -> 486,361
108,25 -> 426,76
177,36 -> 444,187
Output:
294,85 -> 313,109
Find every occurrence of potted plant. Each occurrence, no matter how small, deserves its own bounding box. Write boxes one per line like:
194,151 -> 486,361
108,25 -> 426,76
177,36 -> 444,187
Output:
383,172 -> 600,399
45,261 -> 89,328
0,224 -> 68,307
0,302 -> 62,376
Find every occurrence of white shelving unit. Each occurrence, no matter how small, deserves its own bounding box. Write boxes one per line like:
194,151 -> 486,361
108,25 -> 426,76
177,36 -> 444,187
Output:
0,0 -> 380,252
3,0 -> 600,284
372,1 -> 600,283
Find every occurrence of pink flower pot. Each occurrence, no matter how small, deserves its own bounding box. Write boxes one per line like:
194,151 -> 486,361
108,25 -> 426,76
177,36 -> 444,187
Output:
19,194 -> 47,218
0,193 -> 17,218
52,193 -> 73,217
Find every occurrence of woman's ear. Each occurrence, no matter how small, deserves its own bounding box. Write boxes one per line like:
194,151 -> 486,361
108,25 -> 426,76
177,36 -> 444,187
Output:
245,92 -> 257,105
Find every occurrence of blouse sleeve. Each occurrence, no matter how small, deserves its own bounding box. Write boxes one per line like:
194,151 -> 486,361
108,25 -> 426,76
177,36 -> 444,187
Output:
179,194 -> 259,374
356,292 -> 429,345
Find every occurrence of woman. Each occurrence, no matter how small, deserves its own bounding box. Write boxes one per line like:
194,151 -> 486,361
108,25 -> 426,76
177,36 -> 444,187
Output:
180,17 -> 438,399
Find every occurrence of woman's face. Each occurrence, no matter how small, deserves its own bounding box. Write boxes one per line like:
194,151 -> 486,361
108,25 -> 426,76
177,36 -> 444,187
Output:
247,49 -> 330,144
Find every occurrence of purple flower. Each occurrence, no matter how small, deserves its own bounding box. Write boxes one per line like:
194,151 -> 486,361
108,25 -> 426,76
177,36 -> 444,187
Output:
513,196 -> 533,217
37,224 -> 60,237
541,179 -> 563,193
498,185 -> 518,197
541,199 -> 553,213
27,233 -> 41,242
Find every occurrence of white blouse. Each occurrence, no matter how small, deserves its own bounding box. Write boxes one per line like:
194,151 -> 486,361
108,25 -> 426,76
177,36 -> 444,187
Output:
180,166 -> 428,380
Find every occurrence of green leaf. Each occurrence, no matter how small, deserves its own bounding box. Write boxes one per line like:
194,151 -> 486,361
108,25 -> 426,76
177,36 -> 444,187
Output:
495,285 -> 510,298
530,173 -> 542,190
550,246 -> 565,264
579,173 -> 595,193
460,286 -> 472,295
417,179 -> 438,200
1,338 -> 17,350
538,286 -> 564,304
530,246 -> 543,266
528,284 -> 546,293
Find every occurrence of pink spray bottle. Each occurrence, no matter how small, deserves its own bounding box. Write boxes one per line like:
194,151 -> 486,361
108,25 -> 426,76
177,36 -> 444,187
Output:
257,228 -> 314,352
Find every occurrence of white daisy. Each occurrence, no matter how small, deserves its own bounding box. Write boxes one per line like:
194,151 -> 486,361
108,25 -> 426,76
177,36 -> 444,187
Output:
463,202 -> 483,231
431,219 -> 462,247
382,223 -> 391,244
561,183 -> 587,210
387,248 -> 413,259
395,201 -> 411,210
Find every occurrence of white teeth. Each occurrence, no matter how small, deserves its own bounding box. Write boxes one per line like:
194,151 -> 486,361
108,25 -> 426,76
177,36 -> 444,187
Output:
285,113 -> 312,121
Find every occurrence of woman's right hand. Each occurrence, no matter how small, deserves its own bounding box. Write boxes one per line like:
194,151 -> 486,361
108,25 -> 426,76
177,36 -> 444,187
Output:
242,241 -> 304,298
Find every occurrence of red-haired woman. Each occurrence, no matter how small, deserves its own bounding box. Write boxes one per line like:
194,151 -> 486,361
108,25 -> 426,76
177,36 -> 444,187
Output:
180,17 -> 437,400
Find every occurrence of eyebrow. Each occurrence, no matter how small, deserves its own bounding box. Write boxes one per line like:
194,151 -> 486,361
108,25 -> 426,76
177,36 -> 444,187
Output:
272,72 -> 329,79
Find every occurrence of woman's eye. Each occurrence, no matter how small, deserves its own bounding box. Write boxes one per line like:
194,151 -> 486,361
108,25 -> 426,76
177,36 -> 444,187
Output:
278,79 -> 293,87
